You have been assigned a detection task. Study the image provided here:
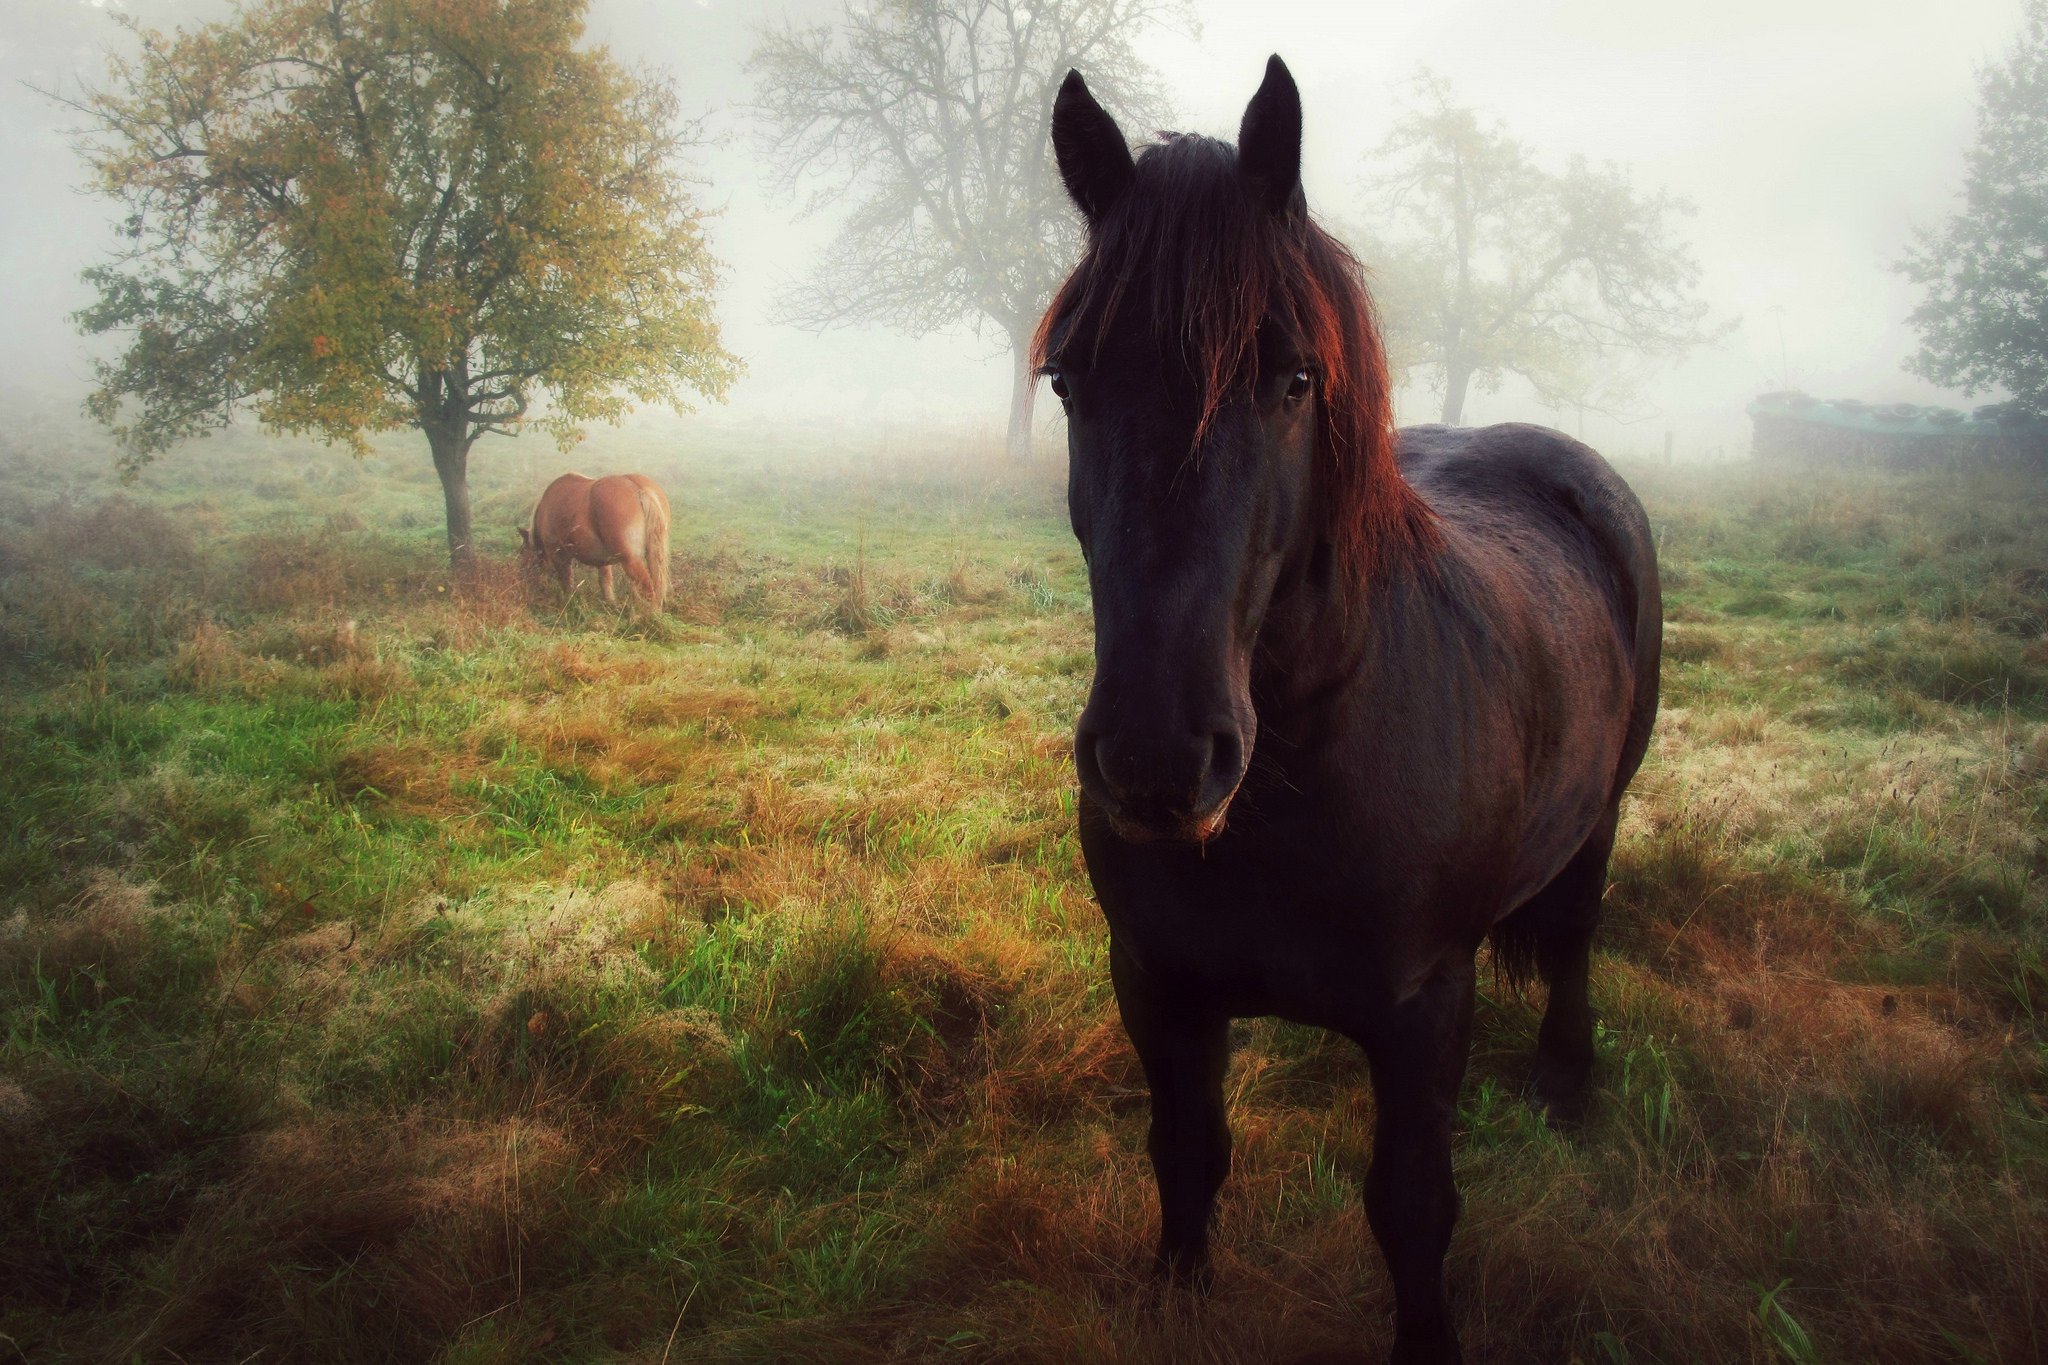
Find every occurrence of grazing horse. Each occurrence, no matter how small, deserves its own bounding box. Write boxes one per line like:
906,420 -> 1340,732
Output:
519,473 -> 671,612
1040,59 -> 1661,1363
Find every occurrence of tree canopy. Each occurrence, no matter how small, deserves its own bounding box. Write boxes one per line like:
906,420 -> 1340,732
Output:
1899,0 -> 2048,411
1355,75 -> 1722,427
71,0 -> 739,567
749,0 -> 1186,459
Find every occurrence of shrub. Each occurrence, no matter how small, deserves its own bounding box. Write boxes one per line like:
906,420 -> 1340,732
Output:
1834,631 -> 2046,708
1663,629 -> 1729,666
1725,589 -> 1792,616
0,497 -> 208,669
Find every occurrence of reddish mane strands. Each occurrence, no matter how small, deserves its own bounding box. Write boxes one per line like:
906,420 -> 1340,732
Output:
1034,133 -> 1438,579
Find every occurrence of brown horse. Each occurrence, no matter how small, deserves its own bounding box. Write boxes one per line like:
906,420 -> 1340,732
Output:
519,473 -> 671,611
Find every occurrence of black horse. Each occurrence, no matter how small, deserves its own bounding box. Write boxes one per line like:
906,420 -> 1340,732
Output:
1039,58 -> 1662,1364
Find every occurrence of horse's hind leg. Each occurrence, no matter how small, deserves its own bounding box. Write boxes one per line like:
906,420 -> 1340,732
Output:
599,564 -> 616,603
1358,962 -> 1473,1364
618,554 -> 657,610
1508,804 -> 1620,1127
1110,941 -> 1230,1289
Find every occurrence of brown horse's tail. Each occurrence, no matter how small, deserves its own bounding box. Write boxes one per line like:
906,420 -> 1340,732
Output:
638,484 -> 670,612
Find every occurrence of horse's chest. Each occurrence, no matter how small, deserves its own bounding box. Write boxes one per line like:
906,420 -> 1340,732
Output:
1082,817 -> 1473,1022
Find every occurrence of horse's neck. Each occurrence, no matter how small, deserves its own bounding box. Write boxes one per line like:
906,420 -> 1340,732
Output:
1254,564 -> 1366,708
1254,545 -> 1442,717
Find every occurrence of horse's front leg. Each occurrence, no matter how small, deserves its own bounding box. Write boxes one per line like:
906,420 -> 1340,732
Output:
599,563 -> 616,602
1110,940 -> 1230,1289
1358,962 -> 1474,1365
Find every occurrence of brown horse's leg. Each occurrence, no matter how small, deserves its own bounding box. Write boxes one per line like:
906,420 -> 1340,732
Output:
1358,964 -> 1472,1365
618,554 -> 656,609
1111,941 -> 1230,1289
1519,805 -> 1620,1127
599,564 -> 616,603
556,555 -> 574,598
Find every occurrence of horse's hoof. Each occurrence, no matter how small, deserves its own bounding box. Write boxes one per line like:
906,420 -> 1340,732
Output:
1150,1246 -> 1215,1296
1533,1057 -> 1592,1130
1389,1325 -> 1462,1365
1283,1348 -> 1373,1365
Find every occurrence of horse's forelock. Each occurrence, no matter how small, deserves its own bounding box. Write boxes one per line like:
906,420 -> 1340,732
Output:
1035,134 -> 1433,579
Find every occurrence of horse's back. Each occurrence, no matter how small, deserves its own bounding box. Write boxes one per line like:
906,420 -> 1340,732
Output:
1397,422 -> 1662,800
1400,424 -> 1652,593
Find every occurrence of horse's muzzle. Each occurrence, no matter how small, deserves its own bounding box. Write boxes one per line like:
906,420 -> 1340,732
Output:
1074,719 -> 1247,844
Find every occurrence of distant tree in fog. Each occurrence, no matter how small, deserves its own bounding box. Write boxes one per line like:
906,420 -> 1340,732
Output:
68,0 -> 739,572
1353,74 -> 1722,427
1899,0 -> 2048,411
750,0 -> 1187,460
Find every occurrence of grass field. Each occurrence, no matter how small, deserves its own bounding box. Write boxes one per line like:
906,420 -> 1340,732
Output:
2,417 -> 2045,1364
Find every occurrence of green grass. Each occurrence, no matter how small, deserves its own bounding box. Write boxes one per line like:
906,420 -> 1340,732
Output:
1,424 -> 2045,1363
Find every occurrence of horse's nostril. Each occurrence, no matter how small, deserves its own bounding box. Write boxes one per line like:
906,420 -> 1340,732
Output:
1202,729 -> 1246,809
1074,727 -> 1113,796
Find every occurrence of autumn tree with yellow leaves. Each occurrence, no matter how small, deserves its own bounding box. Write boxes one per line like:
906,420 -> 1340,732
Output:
70,0 -> 739,569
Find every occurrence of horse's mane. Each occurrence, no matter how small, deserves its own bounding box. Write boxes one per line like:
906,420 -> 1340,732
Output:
1033,134 -> 1437,580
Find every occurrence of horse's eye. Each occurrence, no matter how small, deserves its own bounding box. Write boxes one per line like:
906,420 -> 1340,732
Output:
1046,369 -> 1070,402
1286,368 -> 1314,402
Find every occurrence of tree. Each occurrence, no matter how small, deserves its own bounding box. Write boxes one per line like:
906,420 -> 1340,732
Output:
1355,74 -> 1721,426
1899,0 -> 2048,410
750,0 -> 1186,460
69,0 -> 740,570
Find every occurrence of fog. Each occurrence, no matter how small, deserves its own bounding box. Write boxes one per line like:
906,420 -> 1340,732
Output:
0,0 -> 2026,461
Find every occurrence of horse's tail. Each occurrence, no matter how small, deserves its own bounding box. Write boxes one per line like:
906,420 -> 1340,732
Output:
638,484 -> 670,611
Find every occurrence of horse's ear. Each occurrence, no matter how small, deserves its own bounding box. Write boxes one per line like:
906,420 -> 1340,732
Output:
1053,69 -> 1134,229
1238,55 -> 1303,215
516,526 -> 531,548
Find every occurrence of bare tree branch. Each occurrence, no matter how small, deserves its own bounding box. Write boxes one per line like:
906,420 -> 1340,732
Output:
1352,71 -> 1728,425
749,0 -> 1190,456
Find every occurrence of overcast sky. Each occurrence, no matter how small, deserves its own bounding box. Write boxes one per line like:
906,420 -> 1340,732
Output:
0,0 -> 2028,459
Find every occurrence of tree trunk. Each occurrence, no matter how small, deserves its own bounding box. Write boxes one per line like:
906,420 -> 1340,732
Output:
1006,332 -> 1039,461
427,425 -> 477,575
1441,360 -> 1474,426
